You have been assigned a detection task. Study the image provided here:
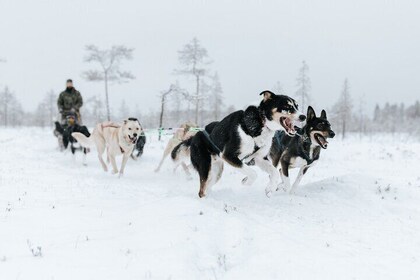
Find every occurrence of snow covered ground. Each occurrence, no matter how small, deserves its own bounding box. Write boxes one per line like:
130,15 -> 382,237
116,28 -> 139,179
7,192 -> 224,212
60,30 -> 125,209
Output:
1,127 -> 419,280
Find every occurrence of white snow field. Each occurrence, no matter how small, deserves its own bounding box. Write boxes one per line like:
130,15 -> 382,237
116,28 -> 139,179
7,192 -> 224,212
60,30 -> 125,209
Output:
1,127 -> 420,280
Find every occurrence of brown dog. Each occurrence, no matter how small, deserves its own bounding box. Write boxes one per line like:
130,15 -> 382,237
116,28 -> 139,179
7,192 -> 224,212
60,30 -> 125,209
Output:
154,122 -> 197,173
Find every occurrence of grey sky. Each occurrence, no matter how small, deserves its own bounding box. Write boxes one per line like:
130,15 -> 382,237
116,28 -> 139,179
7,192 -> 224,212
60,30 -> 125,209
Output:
0,0 -> 419,114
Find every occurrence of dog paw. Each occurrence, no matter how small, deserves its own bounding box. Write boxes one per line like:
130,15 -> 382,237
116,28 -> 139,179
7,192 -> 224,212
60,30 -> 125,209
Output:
265,188 -> 273,198
198,192 -> 206,198
276,183 -> 286,192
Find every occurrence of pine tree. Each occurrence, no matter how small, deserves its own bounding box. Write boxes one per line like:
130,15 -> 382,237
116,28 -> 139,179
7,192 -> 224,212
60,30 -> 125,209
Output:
295,61 -> 311,109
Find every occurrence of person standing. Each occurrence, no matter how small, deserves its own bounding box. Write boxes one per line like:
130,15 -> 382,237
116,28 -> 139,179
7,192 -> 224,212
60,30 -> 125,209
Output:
57,79 -> 83,124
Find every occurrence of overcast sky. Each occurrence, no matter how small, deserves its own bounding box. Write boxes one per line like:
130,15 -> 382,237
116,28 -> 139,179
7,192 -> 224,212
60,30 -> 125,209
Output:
0,0 -> 419,115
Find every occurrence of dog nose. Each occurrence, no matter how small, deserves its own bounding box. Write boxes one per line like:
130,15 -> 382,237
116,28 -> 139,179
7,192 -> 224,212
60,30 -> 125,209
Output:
133,133 -> 138,137
330,131 -> 335,138
299,115 -> 306,122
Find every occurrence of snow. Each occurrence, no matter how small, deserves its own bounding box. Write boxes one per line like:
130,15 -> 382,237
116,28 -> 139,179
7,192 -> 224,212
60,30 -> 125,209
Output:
1,128 -> 419,280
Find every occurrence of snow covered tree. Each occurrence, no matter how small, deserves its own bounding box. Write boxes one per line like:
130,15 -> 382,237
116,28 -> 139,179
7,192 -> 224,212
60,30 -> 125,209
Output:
34,102 -> 48,128
295,61 -> 311,109
43,90 -> 58,126
82,45 -> 135,121
272,81 -> 285,94
175,37 -> 212,124
210,72 -> 224,120
83,95 -> 106,126
373,104 -> 380,122
118,100 -> 130,120
0,86 -> 13,126
0,86 -> 24,127
333,78 -> 353,139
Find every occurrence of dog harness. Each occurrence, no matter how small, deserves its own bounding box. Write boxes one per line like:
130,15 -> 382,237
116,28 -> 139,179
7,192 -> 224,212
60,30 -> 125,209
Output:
296,130 -> 315,165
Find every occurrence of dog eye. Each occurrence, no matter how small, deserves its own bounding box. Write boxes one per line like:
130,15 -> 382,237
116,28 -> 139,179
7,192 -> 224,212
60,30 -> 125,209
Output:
129,128 -> 132,130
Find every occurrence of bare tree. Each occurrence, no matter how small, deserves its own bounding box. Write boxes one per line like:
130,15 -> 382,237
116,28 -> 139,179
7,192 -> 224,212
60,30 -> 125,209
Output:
175,37 -> 212,124
82,45 -> 135,121
158,84 -> 178,140
295,61 -> 311,109
333,78 -> 353,139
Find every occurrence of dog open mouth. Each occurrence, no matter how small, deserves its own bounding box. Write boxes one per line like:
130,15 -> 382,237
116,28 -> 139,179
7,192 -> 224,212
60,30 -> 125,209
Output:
280,117 -> 296,135
314,133 -> 328,149
128,135 -> 137,144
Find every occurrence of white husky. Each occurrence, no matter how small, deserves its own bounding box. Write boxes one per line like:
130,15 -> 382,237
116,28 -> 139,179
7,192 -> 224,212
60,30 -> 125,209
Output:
72,118 -> 142,176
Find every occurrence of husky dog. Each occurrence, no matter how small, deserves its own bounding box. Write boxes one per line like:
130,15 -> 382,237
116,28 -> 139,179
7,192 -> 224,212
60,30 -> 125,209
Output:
270,106 -> 335,193
72,118 -> 143,176
189,90 -> 306,198
131,134 -> 147,160
154,122 -> 198,172
171,121 -> 219,177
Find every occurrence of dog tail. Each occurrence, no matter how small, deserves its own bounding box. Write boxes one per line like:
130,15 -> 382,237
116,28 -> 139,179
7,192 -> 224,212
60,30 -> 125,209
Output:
71,132 -> 94,147
171,137 -> 193,161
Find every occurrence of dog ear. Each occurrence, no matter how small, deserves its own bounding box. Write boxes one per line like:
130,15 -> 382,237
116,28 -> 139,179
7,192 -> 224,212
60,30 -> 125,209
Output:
307,106 -> 316,121
259,90 -> 275,102
321,109 -> 327,119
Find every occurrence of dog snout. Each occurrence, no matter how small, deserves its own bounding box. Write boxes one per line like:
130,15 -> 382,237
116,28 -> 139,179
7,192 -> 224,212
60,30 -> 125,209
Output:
133,133 -> 138,137
299,114 -> 306,122
329,130 -> 335,138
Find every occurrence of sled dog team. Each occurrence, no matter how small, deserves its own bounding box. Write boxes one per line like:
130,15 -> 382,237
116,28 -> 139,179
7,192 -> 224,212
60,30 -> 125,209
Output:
72,90 -> 335,197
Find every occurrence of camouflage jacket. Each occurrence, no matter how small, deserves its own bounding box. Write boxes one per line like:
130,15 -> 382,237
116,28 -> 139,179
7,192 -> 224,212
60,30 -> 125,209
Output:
57,88 -> 83,112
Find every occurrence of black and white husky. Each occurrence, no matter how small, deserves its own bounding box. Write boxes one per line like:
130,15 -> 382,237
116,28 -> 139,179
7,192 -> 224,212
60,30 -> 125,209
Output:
270,106 -> 335,193
189,90 -> 306,198
171,121 -> 219,177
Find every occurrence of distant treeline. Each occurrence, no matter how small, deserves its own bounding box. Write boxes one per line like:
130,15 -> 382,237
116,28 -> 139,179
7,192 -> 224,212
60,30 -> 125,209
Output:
0,85 -> 419,140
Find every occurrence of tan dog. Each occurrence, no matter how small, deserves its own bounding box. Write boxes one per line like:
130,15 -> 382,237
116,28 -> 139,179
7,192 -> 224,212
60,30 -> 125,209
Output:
154,122 -> 197,173
72,118 -> 142,176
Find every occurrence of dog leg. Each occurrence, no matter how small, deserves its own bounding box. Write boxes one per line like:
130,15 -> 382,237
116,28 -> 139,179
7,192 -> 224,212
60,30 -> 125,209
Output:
181,162 -> 192,178
205,156 -> 224,195
119,153 -> 130,177
280,161 -> 291,193
154,144 -> 172,172
254,157 -> 280,197
223,153 -> 257,186
96,145 -> 108,172
83,148 -> 87,166
290,166 -> 309,194
109,154 -> 119,174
